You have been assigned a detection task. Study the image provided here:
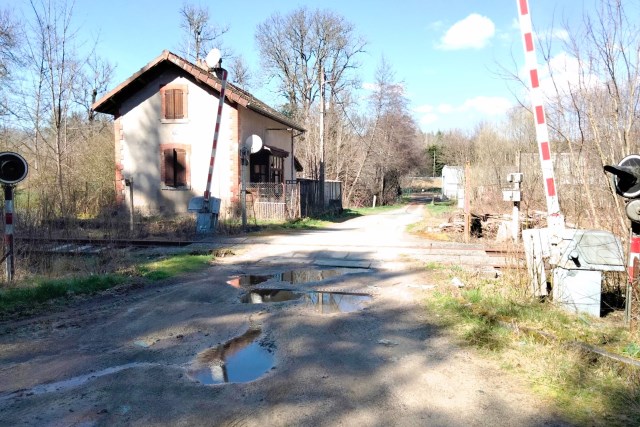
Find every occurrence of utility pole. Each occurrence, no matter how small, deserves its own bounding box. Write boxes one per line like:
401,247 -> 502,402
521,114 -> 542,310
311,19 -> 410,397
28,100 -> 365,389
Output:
319,64 -> 326,214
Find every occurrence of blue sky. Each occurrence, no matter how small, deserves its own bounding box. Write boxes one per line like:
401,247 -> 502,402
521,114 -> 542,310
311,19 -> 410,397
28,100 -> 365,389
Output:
13,0 -> 590,132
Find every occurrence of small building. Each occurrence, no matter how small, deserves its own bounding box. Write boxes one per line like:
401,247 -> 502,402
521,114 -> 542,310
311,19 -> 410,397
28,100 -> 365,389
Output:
441,165 -> 464,199
92,50 -> 305,216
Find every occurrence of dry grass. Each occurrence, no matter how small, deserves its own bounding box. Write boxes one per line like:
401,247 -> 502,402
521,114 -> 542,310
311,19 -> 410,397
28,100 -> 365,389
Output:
425,256 -> 640,426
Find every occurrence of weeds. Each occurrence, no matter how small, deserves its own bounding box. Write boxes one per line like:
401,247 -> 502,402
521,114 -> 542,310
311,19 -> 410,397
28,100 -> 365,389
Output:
425,263 -> 640,426
0,253 -> 215,317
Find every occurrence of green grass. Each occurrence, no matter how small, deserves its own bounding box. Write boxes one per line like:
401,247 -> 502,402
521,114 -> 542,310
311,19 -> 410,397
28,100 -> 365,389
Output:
133,254 -> 212,281
424,200 -> 456,216
0,274 -> 126,313
0,253 -> 215,316
425,267 -> 640,426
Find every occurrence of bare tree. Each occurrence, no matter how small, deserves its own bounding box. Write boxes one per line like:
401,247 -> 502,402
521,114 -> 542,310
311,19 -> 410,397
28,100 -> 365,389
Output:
256,7 -> 366,180
537,0 -> 639,233
227,55 -> 252,91
343,57 -> 422,206
178,2 -> 229,63
256,7 -> 364,120
5,0 -> 116,220
0,8 -> 20,116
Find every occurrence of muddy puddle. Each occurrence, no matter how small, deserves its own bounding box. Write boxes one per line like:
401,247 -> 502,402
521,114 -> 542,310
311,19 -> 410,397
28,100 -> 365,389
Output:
241,289 -> 302,304
242,289 -> 371,314
187,329 -> 274,385
227,268 -> 367,288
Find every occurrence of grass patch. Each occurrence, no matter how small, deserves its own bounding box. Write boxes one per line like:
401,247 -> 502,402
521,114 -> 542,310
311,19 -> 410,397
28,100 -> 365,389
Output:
407,200 -> 456,240
0,274 -> 127,313
0,253 -> 215,316
132,254 -> 212,281
425,265 -> 640,426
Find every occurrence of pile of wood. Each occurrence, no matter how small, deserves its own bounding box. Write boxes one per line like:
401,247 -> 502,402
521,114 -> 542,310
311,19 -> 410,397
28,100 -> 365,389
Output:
439,211 -> 547,239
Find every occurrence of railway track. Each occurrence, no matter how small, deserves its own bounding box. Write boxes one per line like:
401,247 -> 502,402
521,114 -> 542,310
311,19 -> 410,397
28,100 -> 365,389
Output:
15,236 -> 523,270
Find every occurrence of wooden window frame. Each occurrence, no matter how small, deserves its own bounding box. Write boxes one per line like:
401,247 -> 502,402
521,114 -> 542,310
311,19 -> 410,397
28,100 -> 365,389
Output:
250,147 -> 288,183
160,143 -> 191,190
160,84 -> 189,123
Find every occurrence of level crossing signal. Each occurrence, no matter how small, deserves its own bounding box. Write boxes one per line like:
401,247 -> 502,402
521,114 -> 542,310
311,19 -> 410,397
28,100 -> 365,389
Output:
0,152 -> 28,185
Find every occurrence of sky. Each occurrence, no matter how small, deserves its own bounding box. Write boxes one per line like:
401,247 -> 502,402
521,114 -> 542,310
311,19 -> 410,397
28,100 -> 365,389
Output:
10,0 -> 593,133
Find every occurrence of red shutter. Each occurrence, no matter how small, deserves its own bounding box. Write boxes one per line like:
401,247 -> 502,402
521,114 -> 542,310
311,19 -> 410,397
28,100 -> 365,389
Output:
174,89 -> 184,119
164,90 -> 175,119
175,149 -> 187,186
164,149 -> 175,186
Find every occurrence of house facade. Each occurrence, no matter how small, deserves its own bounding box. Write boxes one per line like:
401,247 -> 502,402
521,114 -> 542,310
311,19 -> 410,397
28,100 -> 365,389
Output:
92,50 -> 305,216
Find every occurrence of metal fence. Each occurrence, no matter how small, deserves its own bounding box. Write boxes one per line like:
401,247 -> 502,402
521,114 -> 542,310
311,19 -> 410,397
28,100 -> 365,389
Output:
246,180 -> 343,221
246,183 -> 298,221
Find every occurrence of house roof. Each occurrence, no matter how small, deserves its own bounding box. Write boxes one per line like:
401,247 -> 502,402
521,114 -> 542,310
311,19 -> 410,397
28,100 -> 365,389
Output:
92,50 -> 305,132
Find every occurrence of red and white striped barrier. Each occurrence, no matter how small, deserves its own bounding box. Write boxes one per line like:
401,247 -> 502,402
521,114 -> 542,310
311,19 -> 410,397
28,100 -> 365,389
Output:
629,231 -> 640,280
517,0 -> 564,230
203,68 -> 229,205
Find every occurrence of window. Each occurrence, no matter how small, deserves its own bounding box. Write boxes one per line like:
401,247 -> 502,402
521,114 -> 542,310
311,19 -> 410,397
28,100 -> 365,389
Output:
250,146 -> 287,183
161,146 -> 189,188
164,89 -> 184,119
160,85 -> 188,122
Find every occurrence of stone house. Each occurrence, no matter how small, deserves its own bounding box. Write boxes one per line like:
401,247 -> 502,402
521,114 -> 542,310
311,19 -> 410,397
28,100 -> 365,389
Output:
92,50 -> 305,216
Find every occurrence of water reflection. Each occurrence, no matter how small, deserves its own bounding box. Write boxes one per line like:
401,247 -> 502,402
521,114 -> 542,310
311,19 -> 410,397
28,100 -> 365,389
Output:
227,268 -> 367,288
187,329 -> 274,385
304,292 -> 372,314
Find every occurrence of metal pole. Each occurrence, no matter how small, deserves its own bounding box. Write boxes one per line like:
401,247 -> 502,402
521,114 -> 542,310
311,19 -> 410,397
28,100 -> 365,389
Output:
627,223 -> 640,327
4,185 -> 14,281
241,149 -> 247,228
319,65 -> 325,213
128,178 -> 134,232
203,68 -> 228,206
464,161 -> 471,243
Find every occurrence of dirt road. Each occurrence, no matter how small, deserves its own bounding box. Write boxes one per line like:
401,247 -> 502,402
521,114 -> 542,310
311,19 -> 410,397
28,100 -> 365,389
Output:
0,204 -> 572,426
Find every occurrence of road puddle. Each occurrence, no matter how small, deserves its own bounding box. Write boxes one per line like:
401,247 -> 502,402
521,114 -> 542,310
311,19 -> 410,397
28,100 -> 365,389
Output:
241,289 -> 303,303
187,329 -> 274,385
242,289 -> 372,313
304,291 -> 372,314
227,268 -> 366,288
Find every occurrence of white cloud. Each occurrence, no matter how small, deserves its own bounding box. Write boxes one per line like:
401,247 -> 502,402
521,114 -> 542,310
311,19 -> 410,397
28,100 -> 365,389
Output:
420,113 -> 439,126
414,96 -> 513,131
362,82 -> 379,91
414,105 -> 434,113
437,103 -> 455,114
438,14 -> 495,50
460,96 -> 512,115
538,28 -> 570,42
523,51 -> 601,98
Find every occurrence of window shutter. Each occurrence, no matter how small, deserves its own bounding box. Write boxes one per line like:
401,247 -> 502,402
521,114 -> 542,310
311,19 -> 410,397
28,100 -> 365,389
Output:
164,90 -> 175,119
163,149 -> 175,186
174,89 -> 184,119
175,149 -> 187,186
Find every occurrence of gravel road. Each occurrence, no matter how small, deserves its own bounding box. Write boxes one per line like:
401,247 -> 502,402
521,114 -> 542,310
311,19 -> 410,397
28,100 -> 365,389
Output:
0,203 -> 573,426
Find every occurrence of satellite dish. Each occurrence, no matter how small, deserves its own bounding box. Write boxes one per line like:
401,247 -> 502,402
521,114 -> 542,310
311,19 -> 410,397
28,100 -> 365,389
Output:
244,135 -> 263,154
205,48 -> 221,70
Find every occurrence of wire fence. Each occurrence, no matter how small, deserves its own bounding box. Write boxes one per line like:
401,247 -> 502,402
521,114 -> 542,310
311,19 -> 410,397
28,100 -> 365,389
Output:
245,183 -> 298,221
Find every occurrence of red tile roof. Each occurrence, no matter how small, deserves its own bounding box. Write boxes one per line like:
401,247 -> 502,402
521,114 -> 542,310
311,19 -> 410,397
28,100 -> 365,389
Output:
92,50 -> 305,132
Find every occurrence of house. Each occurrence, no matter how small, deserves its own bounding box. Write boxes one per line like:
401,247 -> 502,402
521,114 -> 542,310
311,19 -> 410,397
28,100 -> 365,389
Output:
92,50 -> 305,216
441,165 -> 464,199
